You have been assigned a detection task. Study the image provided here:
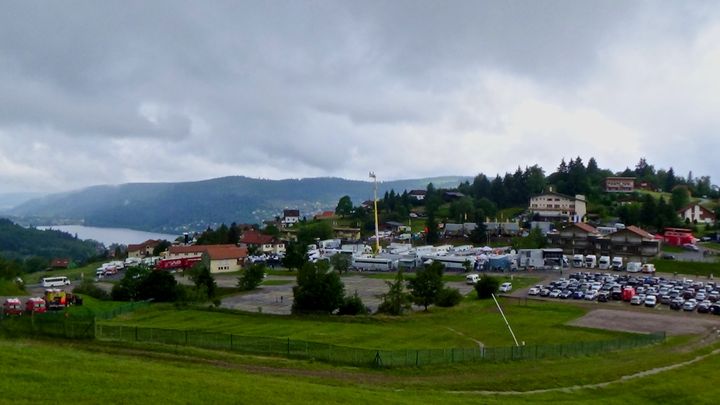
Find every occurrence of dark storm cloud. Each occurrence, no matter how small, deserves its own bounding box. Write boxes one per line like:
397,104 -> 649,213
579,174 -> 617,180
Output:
0,1 -> 718,192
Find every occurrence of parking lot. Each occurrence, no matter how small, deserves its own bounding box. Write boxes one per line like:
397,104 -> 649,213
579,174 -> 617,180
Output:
216,273 -> 477,315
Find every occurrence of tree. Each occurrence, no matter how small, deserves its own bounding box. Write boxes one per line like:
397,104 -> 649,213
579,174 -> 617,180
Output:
408,261 -> 444,311
282,241 -> 307,270
475,276 -> 500,299
238,263 -> 266,291
425,211 -> 439,244
639,194 -> 657,228
377,270 -> 412,315
188,257 -> 217,299
152,240 -> 172,257
137,271 -> 179,302
435,287 -> 463,307
329,253 -> 351,274
671,186 -> 690,210
512,228 -> 547,250
335,195 -> 353,217
292,261 -> 345,314
111,266 -> 151,301
469,218 -> 487,244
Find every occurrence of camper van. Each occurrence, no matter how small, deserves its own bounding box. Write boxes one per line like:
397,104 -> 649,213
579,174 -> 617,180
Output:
626,262 -> 642,273
611,257 -> 624,271
572,254 -> 585,268
465,274 -> 480,285
598,256 -> 611,270
584,255 -> 597,269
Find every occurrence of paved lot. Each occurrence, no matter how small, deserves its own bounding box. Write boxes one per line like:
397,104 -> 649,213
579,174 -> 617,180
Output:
568,309 -> 720,335
219,273 -> 476,315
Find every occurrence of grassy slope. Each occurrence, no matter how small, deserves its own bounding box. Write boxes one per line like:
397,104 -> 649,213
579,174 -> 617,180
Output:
0,280 -> 27,296
103,297 -> 625,349
21,261 -> 103,284
0,337 -> 718,404
651,259 -> 720,277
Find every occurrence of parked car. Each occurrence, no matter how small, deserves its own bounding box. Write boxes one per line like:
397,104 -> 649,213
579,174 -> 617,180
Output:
644,295 -> 657,307
559,290 -> 573,299
661,254 -> 676,260
683,243 -> 699,252
549,289 -> 561,298
697,301 -> 712,313
528,286 -> 540,296
499,282 -> 512,293
670,298 -> 684,310
598,291 -> 610,302
683,299 -> 698,311
465,274 -> 480,285
630,295 -> 643,305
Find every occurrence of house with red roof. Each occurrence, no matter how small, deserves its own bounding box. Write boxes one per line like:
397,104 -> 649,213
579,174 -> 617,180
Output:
202,245 -> 248,273
239,230 -> 286,255
678,203 -> 716,224
127,239 -> 162,258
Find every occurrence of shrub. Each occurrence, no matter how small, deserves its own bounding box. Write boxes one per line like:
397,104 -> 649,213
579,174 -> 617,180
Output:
73,280 -> 110,300
435,287 -> 462,307
475,276 -> 500,299
238,263 -> 266,291
338,293 -> 369,315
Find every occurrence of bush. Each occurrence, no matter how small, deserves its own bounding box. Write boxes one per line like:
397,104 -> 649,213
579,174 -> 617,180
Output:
475,276 -> 500,299
338,293 -> 369,315
435,287 -> 462,307
73,280 -> 110,300
238,263 -> 266,291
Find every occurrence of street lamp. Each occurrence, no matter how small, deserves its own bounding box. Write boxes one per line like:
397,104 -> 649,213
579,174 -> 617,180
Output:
369,172 -> 380,254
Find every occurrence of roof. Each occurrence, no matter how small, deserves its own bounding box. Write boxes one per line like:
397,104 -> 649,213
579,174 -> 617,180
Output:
408,189 -> 426,195
443,191 -> 465,197
168,244 -> 236,255
604,176 -> 636,180
677,203 -> 716,216
531,191 -> 578,201
127,239 -> 161,252
240,230 -> 276,245
283,209 -> 300,217
623,225 -> 655,239
314,210 -> 335,219
204,246 -> 248,260
50,258 -> 70,268
571,222 -> 598,234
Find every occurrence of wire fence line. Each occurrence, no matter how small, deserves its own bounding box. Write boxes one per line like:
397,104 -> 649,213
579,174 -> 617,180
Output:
95,324 -> 666,368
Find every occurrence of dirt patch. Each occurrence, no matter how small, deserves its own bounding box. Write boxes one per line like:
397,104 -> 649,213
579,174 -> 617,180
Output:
568,309 -> 720,335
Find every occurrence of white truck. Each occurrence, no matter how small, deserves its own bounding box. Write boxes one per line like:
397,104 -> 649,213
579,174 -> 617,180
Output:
598,256 -> 611,270
572,254 -> 585,268
611,257 -> 623,271
585,255 -> 597,269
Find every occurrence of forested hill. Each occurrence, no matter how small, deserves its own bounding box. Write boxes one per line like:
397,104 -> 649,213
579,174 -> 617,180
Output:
0,219 -> 103,263
7,176 -> 468,233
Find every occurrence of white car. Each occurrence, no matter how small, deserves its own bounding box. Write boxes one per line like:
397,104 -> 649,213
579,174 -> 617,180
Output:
499,282 -> 512,293
528,287 -> 540,296
465,274 -> 480,285
644,296 -> 657,307
630,295 -> 643,305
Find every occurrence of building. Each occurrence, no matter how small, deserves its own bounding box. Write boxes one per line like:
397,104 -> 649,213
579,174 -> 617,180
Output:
548,223 -> 660,259
408,190 -> 426,201
50,258 -> 70,269
443,223 -> 477,237
166,244 -> 237,260
239,230 -> 286,255
282,209 -> 301,227
127,239 -> 162,258
604,177 -> 636,193
333,227 -> 361,241
442,191 -> 465,202
678,203 -> 716,224
313,210 -> 336,220
529,188 -> 587,222
202,245 -> 248,273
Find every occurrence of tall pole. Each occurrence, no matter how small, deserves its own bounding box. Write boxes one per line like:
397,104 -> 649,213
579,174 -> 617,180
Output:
369,172 -> 380,254
492,293 -> 520,347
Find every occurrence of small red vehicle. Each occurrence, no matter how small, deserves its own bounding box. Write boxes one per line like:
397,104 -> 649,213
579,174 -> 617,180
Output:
622,286 -> 636,302
2,298 -> 23,316
25,297 -> 47,314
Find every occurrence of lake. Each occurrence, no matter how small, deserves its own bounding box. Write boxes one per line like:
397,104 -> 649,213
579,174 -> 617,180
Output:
37,225 -> 179,246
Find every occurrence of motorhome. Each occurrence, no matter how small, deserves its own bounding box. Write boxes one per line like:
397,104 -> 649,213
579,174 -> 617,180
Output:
421,255 -> 476,270
626,262 -> 642,273
351,256 -> 396,271
465,273 -> 480,285
598,256 -> 611,270
584,255 -> 597,269
517,249 -> 545,269
611,257 -> 624,271
572,254 -> 585,268
433,245 -> 453,256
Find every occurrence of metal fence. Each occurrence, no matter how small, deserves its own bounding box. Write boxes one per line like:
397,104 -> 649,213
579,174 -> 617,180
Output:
0,300 -> 150,339
95,324 -> 666,368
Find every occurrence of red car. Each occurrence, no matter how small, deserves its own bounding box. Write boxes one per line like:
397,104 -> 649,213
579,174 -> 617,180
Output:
2,298 -> 23,316
25,297 -> 47,314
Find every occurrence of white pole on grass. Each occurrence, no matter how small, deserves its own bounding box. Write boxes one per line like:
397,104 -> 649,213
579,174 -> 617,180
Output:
492,293 -> 520,347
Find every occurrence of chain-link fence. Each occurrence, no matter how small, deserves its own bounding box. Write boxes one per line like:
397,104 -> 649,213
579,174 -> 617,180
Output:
95,323 -> 666,367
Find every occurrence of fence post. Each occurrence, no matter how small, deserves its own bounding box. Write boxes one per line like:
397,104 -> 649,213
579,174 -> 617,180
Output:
373,351 -> 383,368
415,350 -> 419,366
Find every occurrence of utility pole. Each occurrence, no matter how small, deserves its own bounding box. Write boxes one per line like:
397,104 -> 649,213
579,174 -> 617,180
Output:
492,293 -> 520,347
369,172 -> 380,254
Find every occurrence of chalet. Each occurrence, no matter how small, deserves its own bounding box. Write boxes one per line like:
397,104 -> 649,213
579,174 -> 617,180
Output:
167,244 -> 237,260
313,210 -> 336,220
547,223 -> 600,255
239,230 -> 285,255
529,188 -> 587,223
408,190 -> 426,201
282,209 -> 301,227
444,223 -> 477,237
442,191 -> 465,202
50,258 -> 70,269
678,203 -> 716,224
604,177 -> 635,193
202,245 -> 248,273
548,223 -> 660,259
127,239 -> 161,258
361,200 -> 375,209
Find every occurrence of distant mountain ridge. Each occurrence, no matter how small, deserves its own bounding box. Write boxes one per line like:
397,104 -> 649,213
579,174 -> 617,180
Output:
7,176 -> 469,233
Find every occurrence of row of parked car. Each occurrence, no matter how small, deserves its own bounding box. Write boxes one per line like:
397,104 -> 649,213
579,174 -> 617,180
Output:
528,272 -> 720,315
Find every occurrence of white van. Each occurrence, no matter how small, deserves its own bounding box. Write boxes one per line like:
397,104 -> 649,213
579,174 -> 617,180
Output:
641,263 -> 656,273
572,254 -> 585,268
466,274 -> 480,285
598,256 -> 611,270
499,282 -> 513,292
585,255 -> 597,269
41,276 -> 71,288
626,262 -> 642,273
611,257 -> 623,271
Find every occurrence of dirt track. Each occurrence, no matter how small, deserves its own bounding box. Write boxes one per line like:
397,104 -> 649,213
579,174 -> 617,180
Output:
568,309 -> 720,335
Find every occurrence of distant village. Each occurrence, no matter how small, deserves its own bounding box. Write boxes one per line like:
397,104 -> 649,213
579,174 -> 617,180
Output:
98,173 -> 718,277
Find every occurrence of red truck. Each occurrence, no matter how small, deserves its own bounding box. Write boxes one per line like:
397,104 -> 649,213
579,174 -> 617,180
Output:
622,286 -> 636,302
2,298 -> 23,316
25,297 -> 47,314
155,257 -> 201,271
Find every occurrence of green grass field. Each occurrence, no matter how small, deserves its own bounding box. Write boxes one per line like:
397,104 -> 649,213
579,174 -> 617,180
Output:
0,337 -> 717,404
103,295 -> 624,350
0,280 -> 27,296
651,259 -> 720,277
21,261 -> 103,284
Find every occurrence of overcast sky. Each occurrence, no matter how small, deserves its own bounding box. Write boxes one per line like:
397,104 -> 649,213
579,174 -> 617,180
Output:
1,1 -> 719,193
